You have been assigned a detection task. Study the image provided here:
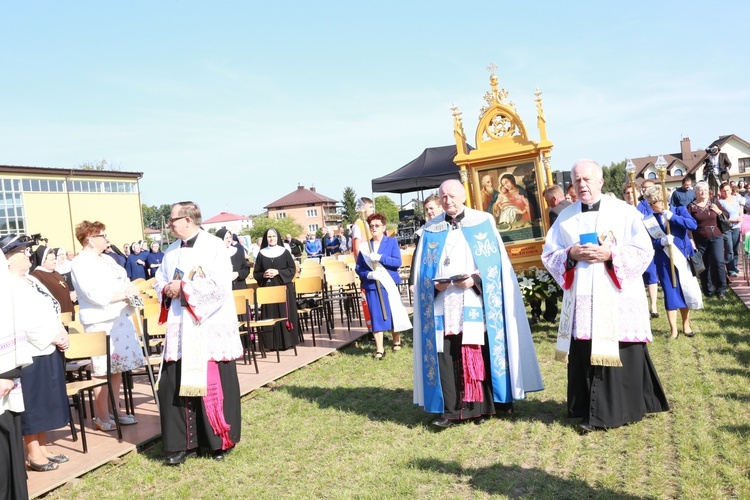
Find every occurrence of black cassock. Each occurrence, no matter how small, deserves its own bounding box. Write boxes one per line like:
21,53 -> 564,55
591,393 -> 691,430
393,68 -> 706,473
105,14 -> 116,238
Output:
252,250 -> 300,351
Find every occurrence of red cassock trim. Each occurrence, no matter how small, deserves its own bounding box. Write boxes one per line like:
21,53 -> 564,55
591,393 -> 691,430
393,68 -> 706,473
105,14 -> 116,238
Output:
605,264 -> 622,290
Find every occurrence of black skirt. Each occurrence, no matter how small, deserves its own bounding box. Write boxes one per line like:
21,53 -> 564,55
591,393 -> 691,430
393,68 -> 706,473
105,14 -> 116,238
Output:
567,340 -> 670,428
20,350 -> 70,435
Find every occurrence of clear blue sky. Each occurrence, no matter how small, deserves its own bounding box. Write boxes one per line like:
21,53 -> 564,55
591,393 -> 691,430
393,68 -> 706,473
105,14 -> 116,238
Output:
2,1 -> 748,218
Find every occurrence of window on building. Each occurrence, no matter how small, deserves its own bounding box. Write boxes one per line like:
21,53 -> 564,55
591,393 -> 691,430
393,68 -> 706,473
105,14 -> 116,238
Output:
647,172 -> 657,179
275,212 -> 286,219
306,209 -> 318,217
739,157 -> 750,174
0,180 -> 26,236
308,224 -> 319,232
673,169 -> 683,176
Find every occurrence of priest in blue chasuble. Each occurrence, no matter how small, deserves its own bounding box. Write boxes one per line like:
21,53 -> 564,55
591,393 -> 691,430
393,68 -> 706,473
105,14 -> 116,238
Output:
412,179 -> 544,428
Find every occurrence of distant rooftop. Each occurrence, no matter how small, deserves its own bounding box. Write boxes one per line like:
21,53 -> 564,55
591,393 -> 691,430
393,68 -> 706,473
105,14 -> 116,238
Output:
265,185 -> 337,209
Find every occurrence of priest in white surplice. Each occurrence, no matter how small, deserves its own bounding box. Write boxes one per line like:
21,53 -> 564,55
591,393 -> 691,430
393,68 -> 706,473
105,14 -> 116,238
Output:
542,160 -> 670,434
154,201 -> 243,465
413,180 -> 543,429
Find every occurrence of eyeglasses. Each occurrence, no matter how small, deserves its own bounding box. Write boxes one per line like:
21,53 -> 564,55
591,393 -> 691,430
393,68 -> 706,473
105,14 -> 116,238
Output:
91,234 -> 108,239
369,224 -> 384,229
24,247 -> 32,255
169,216 -> 188,224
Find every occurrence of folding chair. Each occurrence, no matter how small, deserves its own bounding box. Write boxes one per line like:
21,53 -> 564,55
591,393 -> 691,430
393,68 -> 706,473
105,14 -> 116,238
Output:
323,270 -> 362,331
295,276 -> 329,346
248,285 -> 297,362
398,252 -> 414,305
66,331 -> 122,453
234,292 -> 259,373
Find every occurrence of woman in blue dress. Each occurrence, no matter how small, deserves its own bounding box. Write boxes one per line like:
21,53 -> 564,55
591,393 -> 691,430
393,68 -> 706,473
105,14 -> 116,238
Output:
355,213 -> 407,359
643,186 -> 698,339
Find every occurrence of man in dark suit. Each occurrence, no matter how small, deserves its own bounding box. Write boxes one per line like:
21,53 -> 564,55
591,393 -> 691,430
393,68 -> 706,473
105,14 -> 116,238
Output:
703,145 -> 731,198
543,184 -> 572,225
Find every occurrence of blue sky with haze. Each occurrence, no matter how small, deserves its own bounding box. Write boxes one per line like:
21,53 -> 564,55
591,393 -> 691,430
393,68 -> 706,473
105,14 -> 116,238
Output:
1,1 -> 747,217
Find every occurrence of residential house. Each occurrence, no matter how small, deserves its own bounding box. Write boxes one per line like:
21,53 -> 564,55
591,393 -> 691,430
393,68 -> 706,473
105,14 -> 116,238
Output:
265,185 -> 341,236
202,211 -> 253,234
631,135 -> 750,190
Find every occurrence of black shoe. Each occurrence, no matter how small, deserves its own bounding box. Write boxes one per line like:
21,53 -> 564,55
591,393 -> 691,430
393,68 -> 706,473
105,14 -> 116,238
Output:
431,418 -> 454,429
164,449 -> 198,466
211,447 -> 233,461
650,311 -> 659,319
474,416 -> 490,425
576,423 -> 596,435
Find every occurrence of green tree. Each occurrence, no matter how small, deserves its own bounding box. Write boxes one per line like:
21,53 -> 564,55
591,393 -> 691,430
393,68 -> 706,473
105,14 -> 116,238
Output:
602,160 -> 627,199
241,214 -> 304,241
341,187 -> 358,224
374,195 -> 399,226
141,204 -> 173,229
78,158 -> 122,171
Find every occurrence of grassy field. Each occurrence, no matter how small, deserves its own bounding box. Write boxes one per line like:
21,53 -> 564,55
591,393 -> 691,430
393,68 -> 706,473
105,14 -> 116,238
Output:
49,292 -> 750,499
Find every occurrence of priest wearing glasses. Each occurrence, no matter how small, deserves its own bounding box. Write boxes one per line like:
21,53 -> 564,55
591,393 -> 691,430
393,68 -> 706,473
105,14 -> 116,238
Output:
154,201 -> 243,464
412,179 -> 543,429
542,159 -> 670,434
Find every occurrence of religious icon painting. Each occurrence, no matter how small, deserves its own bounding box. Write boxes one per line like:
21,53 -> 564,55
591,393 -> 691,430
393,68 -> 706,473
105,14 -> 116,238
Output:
474,161 -> 545,243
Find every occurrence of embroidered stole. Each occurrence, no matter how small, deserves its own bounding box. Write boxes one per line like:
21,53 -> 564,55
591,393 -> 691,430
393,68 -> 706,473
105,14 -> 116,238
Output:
417,219 -> 512,413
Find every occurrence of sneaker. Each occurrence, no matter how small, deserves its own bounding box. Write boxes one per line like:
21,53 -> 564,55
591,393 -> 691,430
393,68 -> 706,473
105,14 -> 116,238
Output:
729,271 -> 739,277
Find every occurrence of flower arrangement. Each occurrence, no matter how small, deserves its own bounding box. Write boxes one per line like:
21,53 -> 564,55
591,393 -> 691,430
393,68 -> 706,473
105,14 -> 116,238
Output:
515,266 -> 561,303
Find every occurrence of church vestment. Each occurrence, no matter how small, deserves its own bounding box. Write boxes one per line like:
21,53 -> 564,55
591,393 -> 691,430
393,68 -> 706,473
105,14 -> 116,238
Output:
154,230 -> 243,453
412,207 -> 543,421
0,251 -> 32,500
542,196 -> 670,429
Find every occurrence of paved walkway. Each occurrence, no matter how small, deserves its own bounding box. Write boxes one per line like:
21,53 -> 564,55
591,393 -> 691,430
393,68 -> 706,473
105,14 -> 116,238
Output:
28,315 -> 368,498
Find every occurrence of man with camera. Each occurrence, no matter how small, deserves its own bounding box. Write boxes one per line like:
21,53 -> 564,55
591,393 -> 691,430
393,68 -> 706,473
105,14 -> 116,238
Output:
703,145 -> 731,198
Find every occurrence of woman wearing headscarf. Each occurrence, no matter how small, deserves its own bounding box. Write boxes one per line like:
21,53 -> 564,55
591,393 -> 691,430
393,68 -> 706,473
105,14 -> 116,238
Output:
31,246 -> 75,315
216,228 -> 250,290
642,186 -> 701,338
71,221 -> 144,431
145,241 -> 164,279
252,228 -> 300,351
0,239 -> 33,496
125,242 -> 147,281
355,213 -> 411,359
4,235 -> 70,472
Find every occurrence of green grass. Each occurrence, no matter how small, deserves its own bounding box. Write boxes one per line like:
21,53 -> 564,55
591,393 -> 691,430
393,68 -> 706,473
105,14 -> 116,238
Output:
48,291 -> 750,499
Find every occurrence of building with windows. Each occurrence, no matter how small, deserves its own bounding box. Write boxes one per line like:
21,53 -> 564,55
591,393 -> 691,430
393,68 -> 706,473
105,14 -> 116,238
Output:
264,185 -> 341,236
202,211 -> 253,234
630,135 -> 750,189
0,165 -> 144,252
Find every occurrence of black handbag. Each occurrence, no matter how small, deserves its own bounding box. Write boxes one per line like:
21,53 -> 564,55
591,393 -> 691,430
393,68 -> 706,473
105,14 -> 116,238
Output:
689,249 -> 706,276
717,214 -> 732,233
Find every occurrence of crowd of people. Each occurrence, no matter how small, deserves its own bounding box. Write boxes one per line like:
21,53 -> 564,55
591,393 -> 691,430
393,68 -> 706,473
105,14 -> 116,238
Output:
6,149 -> 749,496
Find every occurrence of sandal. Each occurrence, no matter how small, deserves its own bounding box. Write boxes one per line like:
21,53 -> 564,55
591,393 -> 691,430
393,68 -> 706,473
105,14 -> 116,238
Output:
46,454 -> 69,464
93,417 -> 117,432
28,459 -> 58,472
110,413 -> 138,425
374,351 -> 385,360
392,342 -> 402,352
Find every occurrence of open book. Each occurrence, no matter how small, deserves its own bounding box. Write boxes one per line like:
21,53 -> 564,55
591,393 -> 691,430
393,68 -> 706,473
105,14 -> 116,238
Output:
432,274 -> 470,284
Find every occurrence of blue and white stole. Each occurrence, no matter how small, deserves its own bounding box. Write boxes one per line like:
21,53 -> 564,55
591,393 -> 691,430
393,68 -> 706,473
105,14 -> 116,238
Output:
418,218 -> 512,413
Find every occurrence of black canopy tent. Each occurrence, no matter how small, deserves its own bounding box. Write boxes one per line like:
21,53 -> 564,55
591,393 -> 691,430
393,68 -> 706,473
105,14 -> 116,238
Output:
371,144 -> 474,194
